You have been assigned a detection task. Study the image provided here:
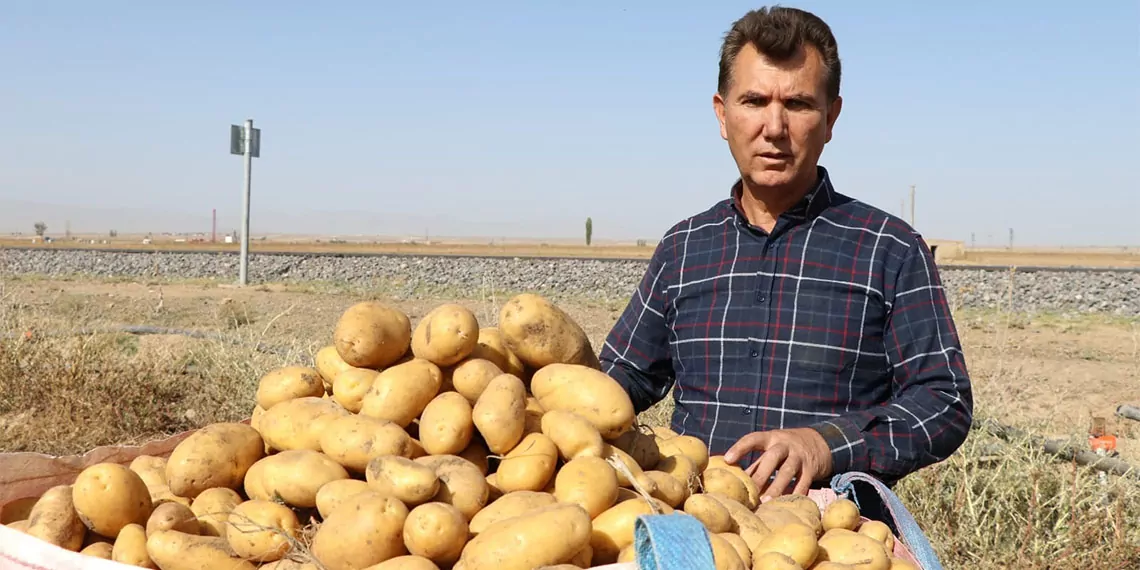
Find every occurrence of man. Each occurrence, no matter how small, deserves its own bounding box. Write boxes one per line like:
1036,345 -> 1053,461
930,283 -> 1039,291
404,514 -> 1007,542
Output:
599,6 -> 973,502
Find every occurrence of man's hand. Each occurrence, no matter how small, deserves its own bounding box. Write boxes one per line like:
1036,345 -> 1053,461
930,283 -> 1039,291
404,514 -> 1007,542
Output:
723,427 -> 833,501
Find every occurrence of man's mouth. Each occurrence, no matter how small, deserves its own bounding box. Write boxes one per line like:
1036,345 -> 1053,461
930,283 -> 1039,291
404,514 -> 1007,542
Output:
758,152 -> 791,160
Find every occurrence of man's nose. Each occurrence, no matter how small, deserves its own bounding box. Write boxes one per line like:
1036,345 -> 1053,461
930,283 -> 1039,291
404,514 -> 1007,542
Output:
760,104 -> 787,140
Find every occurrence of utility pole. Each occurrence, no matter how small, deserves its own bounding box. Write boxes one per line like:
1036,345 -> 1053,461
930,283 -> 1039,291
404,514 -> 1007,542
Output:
230,119 -> 261,286
909,185 -> 916,227
1008,228 -> 1014,250
212,209 -> 217,243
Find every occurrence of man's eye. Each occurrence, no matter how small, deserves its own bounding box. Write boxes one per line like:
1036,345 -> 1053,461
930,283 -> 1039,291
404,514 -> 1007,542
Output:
786,99 -> 811,110
744,97 -> 767,107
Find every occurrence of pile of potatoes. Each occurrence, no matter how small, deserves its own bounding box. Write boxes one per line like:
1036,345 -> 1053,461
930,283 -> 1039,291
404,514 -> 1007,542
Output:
7,292 -> 917,570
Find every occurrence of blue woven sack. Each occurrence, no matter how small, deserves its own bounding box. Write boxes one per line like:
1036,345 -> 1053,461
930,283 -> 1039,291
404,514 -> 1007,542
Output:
633,512 -> 717,570
831,471 -> 943,570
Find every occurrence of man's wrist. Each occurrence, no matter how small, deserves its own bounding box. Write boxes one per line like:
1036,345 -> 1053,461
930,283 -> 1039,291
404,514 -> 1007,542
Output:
807,417 -> 870,476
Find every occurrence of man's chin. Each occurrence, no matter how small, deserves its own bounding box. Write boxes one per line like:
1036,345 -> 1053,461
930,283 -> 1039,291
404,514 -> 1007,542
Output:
744,171 -> 796,191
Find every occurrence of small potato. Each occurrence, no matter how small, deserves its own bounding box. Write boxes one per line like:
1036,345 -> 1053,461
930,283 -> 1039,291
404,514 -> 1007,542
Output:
448,358 -> 504,404
415,455 -> 491,521
227,500 -> 301,562
367,456 -> 441,507
72,462 -> 153,537
129,456 -> 190,508
709,532 -> 748,570
541,409 -> 605,461
683,494 -> 735,534
403,502 -> 469,565
320,414 -> 417,472
420,392 -> 475,455
646,470 -> 690,508
472,373 -> 527,454
752,523 -> 819,568
496,433 -> 559,493
611,428 -> 662,470
189,487 -> 243,538
145,502 -> 199,536
25,485 -> 86,551
80,541 -> 114,559
311,494 -> 410,570
705,457 -> 760,510
254,449 -> 350,508
332,367 -> 380,413
367,556 -> 442,570
529,364 -> 635,440
166,422 -> 266,498
333,301 -> 413,369
145,529 -> 257,570
360,359 -> 444,427
858,520 -> 896,552
589,498 -> 660,564
553,456 -> 619,519
468,491 -> 558,535
657,455 -> 700,493
823,499 -> 861,532
256,366 -> 326,409
702,468 -> 750,506
412,303 -> 480,367
113,523 -> 156,568
656,433 -> 710,472
817,529 -> 890,570
316,479 -> 376,519
315,344 -> 353,390
497,293 -> 600,370
469,327 -> 526,378
460,503 -> 593,570
259,396 -> 351,452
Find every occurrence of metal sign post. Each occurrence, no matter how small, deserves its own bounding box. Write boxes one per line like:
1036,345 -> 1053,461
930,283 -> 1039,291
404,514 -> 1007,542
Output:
230,119 -> 261,286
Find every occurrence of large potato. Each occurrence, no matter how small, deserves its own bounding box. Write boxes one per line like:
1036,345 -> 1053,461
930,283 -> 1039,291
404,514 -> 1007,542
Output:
553,456 -> 619,518
468,491 -> 558,535
331,367 -> 380,413
816,529 -> 890,570
403,502 -> 468,566
25,485 -> 86,551
360,359 -> 443,427
541,409 -> 605,461
320,414 -> 417,472
645,470 -> 689,508
112,523 -> 155,568
145,530 -> 257,570
333,301 -> 412,369
589,498 -> 660,564
316,479 -> 376,519
707,456 -> 760,510
420,391 -> 475,455
166,422 -> 265,498
471,373 -> 527,454
530,364 -> 635,439
449,358 -> 503,403
655,433 -> 710,472
226,500 -> 301,562
469,327 -> 526,378
258,397 -> 351,452
253,449 -> 350,508
752,523 -> 819,568
412,303 -> 480,366
496,433 -> 559,493
72,462 -> 153,537
367,456 -> 441,507
702,468 -> 750,507
415,455 -> 491,521
460,503 -> 593,570
311,494 -> 410,570
189,487 -> 243,538
683,494 -> 734,534
146,502 -> 199,536
497,293 -> 600,369
256,366 -> 325,409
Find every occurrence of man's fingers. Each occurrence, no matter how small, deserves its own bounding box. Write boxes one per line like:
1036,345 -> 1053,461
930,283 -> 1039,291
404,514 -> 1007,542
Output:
792,465 -> 814,496
745,445 -> 786,490
724,432 -> 770,465
761,455 -> 800,500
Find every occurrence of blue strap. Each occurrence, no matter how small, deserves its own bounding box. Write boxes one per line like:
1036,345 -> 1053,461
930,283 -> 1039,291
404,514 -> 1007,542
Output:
830,471 -> 943,570
634,513 -> 717,570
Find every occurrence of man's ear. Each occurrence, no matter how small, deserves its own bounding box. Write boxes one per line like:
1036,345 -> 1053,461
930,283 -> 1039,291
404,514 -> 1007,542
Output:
824,95 -> 842,143
713,92 -> 728,141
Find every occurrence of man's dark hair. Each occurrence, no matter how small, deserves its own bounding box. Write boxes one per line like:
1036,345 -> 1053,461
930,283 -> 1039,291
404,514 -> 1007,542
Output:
717,6 -> 841,102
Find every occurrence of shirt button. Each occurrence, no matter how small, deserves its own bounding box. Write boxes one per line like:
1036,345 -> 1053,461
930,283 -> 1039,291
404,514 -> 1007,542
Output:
743,408 -> 752,415
757,295 -> 767,303
750,350 -> 759,358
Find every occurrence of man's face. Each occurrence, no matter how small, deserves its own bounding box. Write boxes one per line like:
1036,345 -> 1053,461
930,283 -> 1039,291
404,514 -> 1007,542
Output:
714,43 -> 842,196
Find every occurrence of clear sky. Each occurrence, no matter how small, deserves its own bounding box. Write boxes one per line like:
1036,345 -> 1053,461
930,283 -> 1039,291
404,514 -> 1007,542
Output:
1,1 -> 1137,246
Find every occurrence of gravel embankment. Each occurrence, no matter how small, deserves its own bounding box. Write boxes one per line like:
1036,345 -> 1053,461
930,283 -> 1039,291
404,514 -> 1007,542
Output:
2,249 -> 1137,316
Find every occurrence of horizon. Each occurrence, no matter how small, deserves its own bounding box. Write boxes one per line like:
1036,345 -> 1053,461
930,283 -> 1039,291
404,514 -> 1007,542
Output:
2,2 -> 1137,247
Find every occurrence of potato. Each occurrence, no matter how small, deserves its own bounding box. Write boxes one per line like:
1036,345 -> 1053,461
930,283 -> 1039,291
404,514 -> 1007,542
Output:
603,444 -> 657,493
311,494 -> 410,570
646,470 -> 690,507
706,456 -> 760,510
254,449 -> 350,508
890,558 -> 921,570
817,529 -> 890,570
367,556 -> 442,570
523,396 -> 546,436
332,366 -> 380,413
360,359 -> 444,427
258,395 -> 351,452
656,433 -> 710,472
753,551 -> 802,570
72,462 -> 153,537
472,373 -> 527,454
753,523 -> 819,568
146,502 -> 199,536
334,301 -> 412,369
706,492 -> 773,553
702,468 -> 750,506
469,327 -> 526,377
612,428 -> 662,470
554,456 -> 619,518
756,503 -> 816,536
823,499 -> 861,532
129,456 -> 190,508
720,533 -> 753,568
416,455 -> 491,521
257,366 -> 325,409
113,523 -> 156,568
6,520 -> 29,532
767,493 -> 824,532
709,532 -> 748,570
166,422 -> 265,498
25,485 -> 86,551
315,344 -> 353,389
448,358 -> 504,403
403,502 -> 468,565
412,303 -> 480,366
496,433 -> 559,493
570,545 -> 593,567
540,409 -> 605,461
497,293 -> 600,369
657,454 -> 700,493
683,494 -> 734,533
226,500 -> 301,562
146,529 -> 257,570
367,456 -> 441,507
468,491 -> 558,534
529,364 -> 634,439
458,438 -> 491,475
80,541 -> 114,559
189,487 -> 243,538
589,498 -> 660,564
316,479 -> 376,519
617,544 -> 635,563
460,503 -> 593,570
320,414 -> 417,472
420,392 -> 475,455
858,520 -> 895,552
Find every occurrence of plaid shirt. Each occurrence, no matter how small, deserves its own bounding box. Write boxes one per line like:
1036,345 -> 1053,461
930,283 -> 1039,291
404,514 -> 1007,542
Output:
600,166 -> 973,485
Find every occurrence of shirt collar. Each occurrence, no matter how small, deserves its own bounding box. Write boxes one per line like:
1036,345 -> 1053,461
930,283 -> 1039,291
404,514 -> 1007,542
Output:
729,165 -> 835,229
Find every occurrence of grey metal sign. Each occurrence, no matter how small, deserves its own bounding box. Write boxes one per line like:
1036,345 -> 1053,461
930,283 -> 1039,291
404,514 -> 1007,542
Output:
230,124 -> 261,158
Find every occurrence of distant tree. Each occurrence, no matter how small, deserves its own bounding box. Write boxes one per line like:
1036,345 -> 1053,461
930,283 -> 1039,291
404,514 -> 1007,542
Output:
109,230 -> 118,238
33,222 -> 46,236
585,217 -> 593,246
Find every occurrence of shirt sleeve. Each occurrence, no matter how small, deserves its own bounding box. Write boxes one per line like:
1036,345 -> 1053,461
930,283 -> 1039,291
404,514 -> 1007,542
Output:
599,239 -> 676,414
809,235 -> 974,484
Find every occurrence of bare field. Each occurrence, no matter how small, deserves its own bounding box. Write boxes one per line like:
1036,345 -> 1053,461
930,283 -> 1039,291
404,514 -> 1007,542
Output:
2,277 -> 1139,567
